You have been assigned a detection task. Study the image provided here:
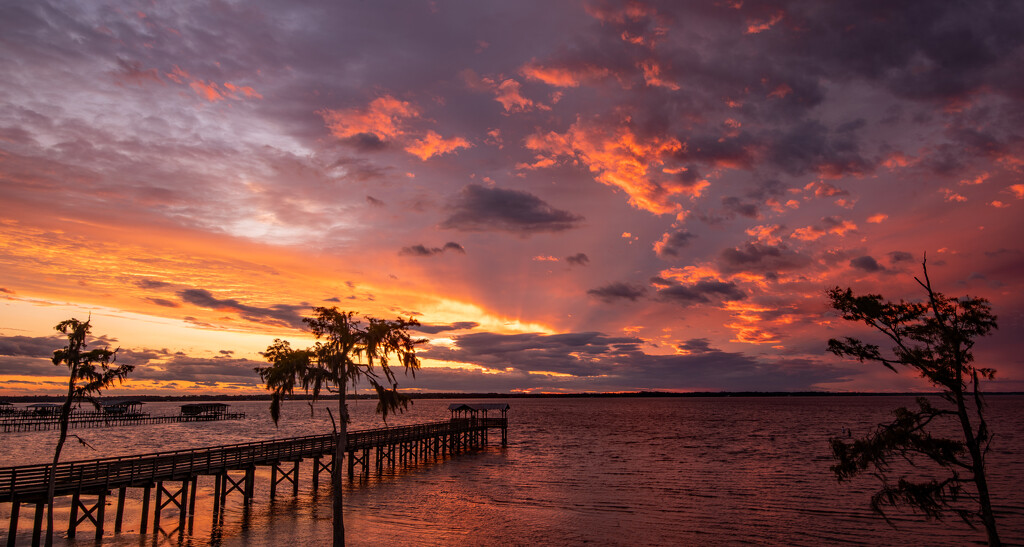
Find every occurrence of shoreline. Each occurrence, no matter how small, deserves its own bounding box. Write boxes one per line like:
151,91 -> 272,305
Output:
3,390 -> 1022,403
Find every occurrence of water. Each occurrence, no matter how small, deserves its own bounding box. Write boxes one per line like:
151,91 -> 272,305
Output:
2,396 -> 1022,545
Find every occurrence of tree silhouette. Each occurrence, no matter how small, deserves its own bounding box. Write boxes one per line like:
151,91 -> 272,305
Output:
827,258 -> 1001,545
45,318 -> 133,546
256,307 -> 422,546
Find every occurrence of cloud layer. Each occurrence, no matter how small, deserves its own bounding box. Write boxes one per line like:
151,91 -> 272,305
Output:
1,0 -> 1023,395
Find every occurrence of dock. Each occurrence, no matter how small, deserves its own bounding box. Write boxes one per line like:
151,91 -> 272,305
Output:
1,403 -> 508,545
1,403 -> 245,433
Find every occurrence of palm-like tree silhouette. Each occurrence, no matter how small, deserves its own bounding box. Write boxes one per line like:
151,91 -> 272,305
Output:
45,318 -> 133,546
257,307 -> 422,546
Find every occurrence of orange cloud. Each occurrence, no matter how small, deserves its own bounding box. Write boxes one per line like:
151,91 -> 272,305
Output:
941,188 -> 967,202
164,65 -> 261,103
494,79 -> 546,112
791,218 -> 857,241
189,81 -> 224,102
584,1 -> 657,24
165,65 -> 190,84
959,172 -> 989,185
520,62 -> 611,88
223,82 -> 263,99
320,95 -> 418,140
639,60 -> 679,90
746,11 -> 784,34
767,83 -> 792,99
523,119 -> 689,214
867,213 -> 888,223
404,130 -> 472,161
882,151 -> 916,168
1009,184 -> 1024,199
745,224 -> 785,245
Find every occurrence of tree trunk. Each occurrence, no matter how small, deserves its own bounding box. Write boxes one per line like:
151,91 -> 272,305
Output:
334,386 -> 349,546
955,391 -> 1001,546
46,370 -> 77,546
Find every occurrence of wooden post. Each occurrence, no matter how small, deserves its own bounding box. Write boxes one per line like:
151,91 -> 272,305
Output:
270,465 -> 278,500
347,450 -> 355,477
95,491 -> 106,541
244,467 -> 254,504
178,480 -> 189,532
213,473 -> 222,516
292,461 -> 300,496
6,501 -> 19,547
153,481 -> 163,531
311,457 -> 320,491
68,492 -> 80,538
188,476 -> 198,532
140,485 -> 151,534
114,486 -> 126,534
32,503 -> 43,547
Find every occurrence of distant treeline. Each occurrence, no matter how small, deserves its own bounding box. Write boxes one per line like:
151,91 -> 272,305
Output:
3,390 -> 1021,403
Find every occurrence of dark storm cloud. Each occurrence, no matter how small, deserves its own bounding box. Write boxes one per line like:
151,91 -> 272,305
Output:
745,179 -> 787,201
418,331 -> 854,391
423,331 -> 643,377
765,120 -> 873,177
850,255 -> 884,273
718,243 -> 812,275
587,282 -> 648,302
441,184 -> 584,234
134,279 -> 171,289
676,338 -> 713,354
654,229 -> 696,259
413,321 -> 480,334
178,289 -> 306,329
764,1 -> 1024,102
565,253 -> 590,266
117,348 -> 265,386
888,251 -> 915,264
653,278 -> 746,306
146,297 -> 181,308
399,242 -> 466,257
0,335 -> 63,358
721,197 -> 759,219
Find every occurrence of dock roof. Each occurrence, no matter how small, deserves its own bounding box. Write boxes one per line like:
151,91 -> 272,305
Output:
447,403 -> 510,412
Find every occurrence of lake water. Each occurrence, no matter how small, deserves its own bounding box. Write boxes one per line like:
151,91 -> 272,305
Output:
2,396 -> 1022,545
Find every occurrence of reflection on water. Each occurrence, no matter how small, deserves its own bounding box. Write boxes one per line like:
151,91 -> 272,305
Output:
2,396 -> 1022,545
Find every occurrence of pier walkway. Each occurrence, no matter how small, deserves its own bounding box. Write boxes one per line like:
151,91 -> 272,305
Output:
1,407 -> 508,545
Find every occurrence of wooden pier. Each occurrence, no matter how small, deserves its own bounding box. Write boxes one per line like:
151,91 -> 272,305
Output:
1,405 -> 508,545
1,403 -> 245,433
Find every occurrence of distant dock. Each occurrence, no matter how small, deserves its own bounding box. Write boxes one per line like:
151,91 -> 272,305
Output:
0,402 -> 244,433
1,403 -> 508,545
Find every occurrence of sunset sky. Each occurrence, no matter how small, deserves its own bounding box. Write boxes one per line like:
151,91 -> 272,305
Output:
1,0 -> 1023,396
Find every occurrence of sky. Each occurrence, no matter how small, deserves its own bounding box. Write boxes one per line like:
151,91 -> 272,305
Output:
1,0 -> 1023,396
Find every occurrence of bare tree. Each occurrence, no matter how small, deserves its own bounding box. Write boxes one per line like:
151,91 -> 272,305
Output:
45,318 -> 133,546
827,258 -> 1000,545
256,307 -> 422,546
